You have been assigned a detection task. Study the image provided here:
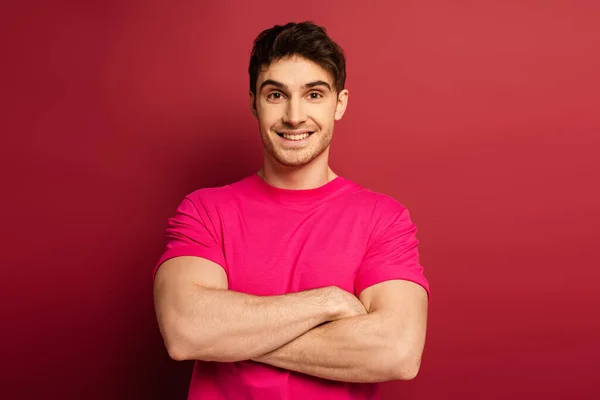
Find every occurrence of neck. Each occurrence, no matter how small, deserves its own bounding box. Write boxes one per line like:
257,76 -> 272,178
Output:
258,151 -> 337,190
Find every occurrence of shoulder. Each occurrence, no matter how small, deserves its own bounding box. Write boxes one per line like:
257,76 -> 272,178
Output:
186,185 -> 231,204
175,177 -> 253,219
340,177 -> 409,217
184,175 -> 252,206
338,179 -> 416,245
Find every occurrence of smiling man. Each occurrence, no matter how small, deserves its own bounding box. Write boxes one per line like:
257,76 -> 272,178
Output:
153,22 -> 430,400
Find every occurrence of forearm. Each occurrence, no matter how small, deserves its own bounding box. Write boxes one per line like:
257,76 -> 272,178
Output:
254,312 -> 400,383
167,287 -> 336,362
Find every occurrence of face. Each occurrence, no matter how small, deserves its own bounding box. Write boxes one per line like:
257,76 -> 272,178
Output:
250,56 -> 348,168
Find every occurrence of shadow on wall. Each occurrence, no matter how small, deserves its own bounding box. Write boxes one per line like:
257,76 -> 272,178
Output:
116,117 -> 261,399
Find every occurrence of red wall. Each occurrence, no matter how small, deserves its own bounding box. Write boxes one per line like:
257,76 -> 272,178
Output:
2,1 -> 599,399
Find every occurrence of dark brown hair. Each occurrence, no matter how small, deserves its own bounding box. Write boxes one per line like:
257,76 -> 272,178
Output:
248,21 -> 346,95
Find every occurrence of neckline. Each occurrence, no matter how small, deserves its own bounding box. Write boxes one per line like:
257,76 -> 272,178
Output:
248,173 -> 349,204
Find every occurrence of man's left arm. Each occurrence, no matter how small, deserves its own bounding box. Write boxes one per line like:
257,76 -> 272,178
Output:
253,279 -> 428,383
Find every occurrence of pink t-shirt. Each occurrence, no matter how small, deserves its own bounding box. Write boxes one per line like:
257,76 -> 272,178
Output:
154,174 -> 430,400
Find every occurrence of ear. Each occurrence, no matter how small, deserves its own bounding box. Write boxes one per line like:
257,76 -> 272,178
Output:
249,91 -> 258,118
334,89 -> 349,121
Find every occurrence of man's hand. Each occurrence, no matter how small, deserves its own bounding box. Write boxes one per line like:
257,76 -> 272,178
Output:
326,286 -> 368,320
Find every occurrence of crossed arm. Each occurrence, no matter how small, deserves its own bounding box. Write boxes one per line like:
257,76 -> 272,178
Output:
154,256 -> 428,383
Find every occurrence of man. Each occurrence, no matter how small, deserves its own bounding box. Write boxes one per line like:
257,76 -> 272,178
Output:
153,21 -> 429,400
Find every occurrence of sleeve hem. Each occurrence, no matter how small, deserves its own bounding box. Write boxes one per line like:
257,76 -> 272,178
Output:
355,269 -> 430,301
152,246 -> 227,281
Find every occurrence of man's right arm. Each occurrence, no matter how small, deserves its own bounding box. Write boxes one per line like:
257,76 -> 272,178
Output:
154,256 -> 362,363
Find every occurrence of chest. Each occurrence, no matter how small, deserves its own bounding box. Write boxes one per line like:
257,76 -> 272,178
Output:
221,204 -> 373,296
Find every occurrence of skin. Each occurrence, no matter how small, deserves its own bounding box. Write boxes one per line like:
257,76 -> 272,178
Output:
154,55 -> 428,384
249,55 -> 349,190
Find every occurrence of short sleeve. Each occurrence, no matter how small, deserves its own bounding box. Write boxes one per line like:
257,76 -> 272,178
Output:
152,194 -> 226,279
354,198 -> 430,299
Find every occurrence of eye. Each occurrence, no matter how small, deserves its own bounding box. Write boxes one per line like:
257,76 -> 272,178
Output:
267,92 -> 284,100
309,92 -> 323,99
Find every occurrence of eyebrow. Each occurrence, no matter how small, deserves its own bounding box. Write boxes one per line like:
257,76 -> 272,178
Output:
259,79 -> 332,92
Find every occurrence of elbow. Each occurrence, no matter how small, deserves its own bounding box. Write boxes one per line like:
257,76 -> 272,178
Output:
162,321 -> 234,363
166,343 -> 188,362
386,344 -> 422,381
163,330 -> 193,361
162,320 -> 204,362
393,357 -> 421,380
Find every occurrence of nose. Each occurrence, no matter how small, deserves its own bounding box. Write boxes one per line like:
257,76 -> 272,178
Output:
282,97 -> 306,126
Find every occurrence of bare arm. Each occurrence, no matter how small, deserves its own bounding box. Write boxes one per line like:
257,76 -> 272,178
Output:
153,256 -> 355,363
253,280 -> 428,382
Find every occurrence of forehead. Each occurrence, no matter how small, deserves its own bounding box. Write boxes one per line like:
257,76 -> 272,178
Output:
257,56 -> 333,89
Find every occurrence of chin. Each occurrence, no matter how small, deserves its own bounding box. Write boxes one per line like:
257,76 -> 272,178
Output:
275,147 -> 330,168
273,155 -> 314,168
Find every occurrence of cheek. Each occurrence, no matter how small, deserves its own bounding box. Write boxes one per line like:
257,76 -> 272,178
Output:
310,104 -> 336,126
257,105 -> 281,128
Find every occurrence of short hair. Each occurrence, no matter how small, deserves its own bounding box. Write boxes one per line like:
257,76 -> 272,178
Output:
248,21 -> 346,95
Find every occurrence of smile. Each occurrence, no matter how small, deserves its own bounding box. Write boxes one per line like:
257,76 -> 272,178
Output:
277,132 -> 314,141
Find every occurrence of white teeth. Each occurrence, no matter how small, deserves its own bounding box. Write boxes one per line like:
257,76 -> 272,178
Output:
282,133 -> 310,141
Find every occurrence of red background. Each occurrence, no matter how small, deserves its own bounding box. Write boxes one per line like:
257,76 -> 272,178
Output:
2,1 -> 599,399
